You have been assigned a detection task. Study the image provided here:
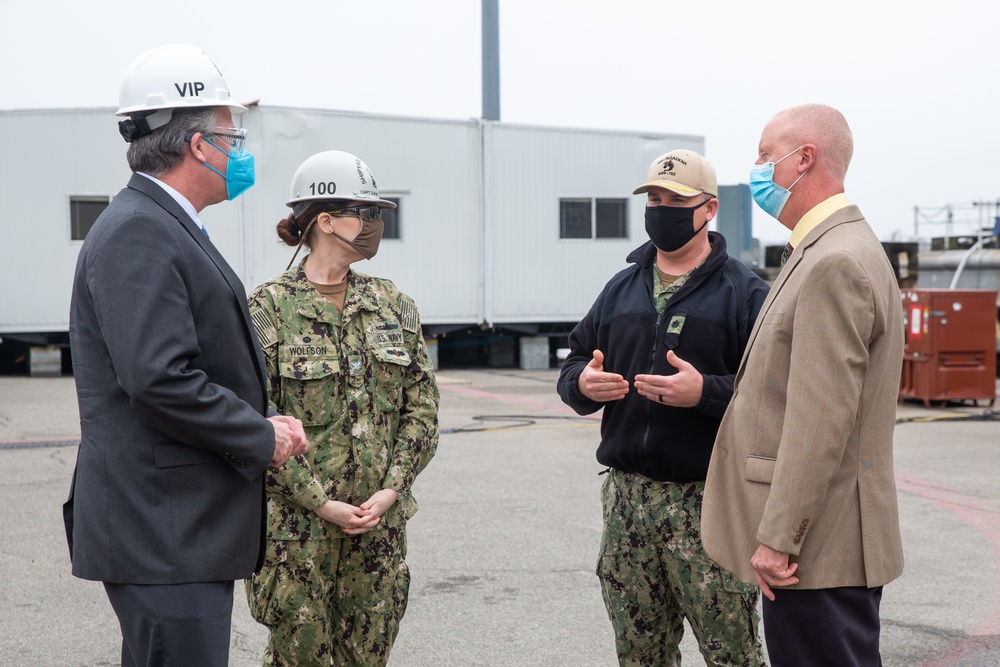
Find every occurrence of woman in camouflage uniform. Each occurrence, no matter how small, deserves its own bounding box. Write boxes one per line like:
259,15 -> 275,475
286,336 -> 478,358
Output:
245,151 -> 439,666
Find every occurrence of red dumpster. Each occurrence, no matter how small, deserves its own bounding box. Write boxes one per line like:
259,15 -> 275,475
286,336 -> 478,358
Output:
899,289 -> 997,407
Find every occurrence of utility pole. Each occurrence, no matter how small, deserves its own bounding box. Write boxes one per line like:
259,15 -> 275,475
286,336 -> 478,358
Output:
482,0 -> 500,121
480,0 -> 501,326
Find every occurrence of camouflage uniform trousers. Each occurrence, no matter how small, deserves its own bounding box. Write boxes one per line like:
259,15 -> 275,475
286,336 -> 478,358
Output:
598,469 -> 764,667
246,525 -> 409,667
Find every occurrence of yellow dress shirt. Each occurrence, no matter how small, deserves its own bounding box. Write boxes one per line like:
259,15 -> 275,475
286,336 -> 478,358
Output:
788,193 -> 851,249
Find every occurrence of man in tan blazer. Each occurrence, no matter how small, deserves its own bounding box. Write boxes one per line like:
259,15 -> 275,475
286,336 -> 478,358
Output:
702,104 -> 904,666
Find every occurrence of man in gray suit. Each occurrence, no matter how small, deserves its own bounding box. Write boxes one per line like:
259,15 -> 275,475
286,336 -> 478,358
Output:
64,44 -> 307,667
702,104 -> 904,666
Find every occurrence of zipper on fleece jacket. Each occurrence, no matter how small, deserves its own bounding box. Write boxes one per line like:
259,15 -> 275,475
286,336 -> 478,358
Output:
638,306 -> 664,470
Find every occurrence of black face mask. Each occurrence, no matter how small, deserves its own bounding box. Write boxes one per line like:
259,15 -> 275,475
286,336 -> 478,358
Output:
644,198 -> 712,252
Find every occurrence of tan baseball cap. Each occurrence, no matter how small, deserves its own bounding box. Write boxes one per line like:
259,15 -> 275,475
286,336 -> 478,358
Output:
633,149 -> 717,198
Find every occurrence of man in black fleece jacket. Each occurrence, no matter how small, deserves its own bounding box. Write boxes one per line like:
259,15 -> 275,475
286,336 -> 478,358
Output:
557,149 -> 769,667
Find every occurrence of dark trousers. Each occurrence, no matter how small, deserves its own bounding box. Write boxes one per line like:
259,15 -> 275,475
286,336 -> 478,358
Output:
762,586 -> 883,667
104,580 -> 235,667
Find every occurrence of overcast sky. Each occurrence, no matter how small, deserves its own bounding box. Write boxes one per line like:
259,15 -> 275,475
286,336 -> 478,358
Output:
3,0 -> 998,246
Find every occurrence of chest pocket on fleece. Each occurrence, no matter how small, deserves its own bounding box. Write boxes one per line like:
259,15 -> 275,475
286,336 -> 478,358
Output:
279,353 -> 340,426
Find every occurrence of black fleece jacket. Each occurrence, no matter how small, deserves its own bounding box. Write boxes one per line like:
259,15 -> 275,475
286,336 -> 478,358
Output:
557,232 -> 769,482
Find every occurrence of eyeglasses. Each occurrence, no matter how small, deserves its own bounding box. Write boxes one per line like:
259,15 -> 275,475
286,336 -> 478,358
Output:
328,205 -> 382,222
207,127 -> 247,154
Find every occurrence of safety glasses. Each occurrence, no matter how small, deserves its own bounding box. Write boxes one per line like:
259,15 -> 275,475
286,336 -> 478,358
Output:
327,205 -> 382,222
207,127 -> 247,154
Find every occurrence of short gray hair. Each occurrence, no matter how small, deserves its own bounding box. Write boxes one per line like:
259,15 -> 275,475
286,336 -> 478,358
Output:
126,107 -> 218,176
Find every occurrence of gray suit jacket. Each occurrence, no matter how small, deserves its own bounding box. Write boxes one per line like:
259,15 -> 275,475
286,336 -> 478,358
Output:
702,206 -> 905,589
64,173 -> 275,584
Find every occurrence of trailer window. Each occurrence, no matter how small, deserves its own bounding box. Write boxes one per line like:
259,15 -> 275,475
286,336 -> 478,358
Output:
381,197 -> 401,240
559,199 -> 592,239
560,198 -> 627,239
70,196 -> 110,241
596,199 -> 628,238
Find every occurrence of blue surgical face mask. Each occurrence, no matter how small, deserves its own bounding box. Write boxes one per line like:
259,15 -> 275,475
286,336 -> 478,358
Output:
201,136 -> 256,200
749,146 -> 805,219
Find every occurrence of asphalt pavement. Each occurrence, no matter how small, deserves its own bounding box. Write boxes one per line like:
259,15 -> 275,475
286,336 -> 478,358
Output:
1,370 -> 998,666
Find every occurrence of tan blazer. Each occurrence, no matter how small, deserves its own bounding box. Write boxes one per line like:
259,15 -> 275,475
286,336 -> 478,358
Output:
702,206 -> 904,589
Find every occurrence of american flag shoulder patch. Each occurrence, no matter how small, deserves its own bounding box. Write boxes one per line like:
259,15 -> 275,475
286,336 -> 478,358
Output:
397,296 -> 419,333
250,308 -> 278,348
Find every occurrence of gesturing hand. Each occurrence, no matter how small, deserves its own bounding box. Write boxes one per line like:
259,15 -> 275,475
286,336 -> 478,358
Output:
577,349 -> 629,403
634,350 -> 703,408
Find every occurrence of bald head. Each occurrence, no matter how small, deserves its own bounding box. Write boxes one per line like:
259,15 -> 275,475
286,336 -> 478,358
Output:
767,104 -> 854,182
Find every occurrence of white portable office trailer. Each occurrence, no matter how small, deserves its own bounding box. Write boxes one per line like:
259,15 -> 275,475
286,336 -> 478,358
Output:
0,106 -> 701,365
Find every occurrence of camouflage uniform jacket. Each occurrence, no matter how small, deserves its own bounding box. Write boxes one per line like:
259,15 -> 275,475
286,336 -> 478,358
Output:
248,262 -> 439,541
